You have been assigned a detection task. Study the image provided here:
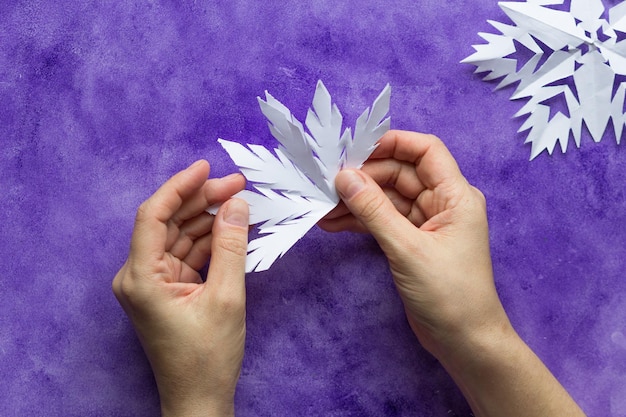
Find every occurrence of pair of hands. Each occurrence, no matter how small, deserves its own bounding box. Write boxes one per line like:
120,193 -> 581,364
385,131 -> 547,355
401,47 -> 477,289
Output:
112,130 -> 584,416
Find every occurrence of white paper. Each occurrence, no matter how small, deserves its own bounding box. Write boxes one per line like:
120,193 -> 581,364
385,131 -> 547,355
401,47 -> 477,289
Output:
212,81 -> 391,272
462,0 -> 626,159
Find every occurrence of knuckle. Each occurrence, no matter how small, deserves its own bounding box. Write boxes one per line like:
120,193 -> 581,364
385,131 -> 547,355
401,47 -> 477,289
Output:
117,276 -> 135,299
426,133 -> 443,144
112,279 -> 131,307
111,266 -> 128,299
134,200 -> 151,223
111,276 -> 122,298
215,232 -> 248,258
356,194 -> 387,223
213,291 -> 245,317
471,186 -> 487,210
112,268 -> 142,306
117,278 -> 150,310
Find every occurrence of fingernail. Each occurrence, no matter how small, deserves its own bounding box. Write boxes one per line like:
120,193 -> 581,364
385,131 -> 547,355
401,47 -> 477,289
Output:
189,160 -> 204,169
224,199 -> 249,227
337,170 -> 365,200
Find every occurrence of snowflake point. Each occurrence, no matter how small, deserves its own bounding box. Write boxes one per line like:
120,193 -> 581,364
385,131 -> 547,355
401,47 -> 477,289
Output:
464,0 -> 623,159
217,82 -> 391,271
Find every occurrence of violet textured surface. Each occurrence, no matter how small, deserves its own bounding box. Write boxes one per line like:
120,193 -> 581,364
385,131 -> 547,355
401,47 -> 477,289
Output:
1,1 -> 624,416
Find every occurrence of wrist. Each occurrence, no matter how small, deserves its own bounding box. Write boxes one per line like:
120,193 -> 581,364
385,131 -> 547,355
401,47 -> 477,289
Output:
437,319 -> 520,372
150,359 -> 240,417
428,313 -> 586,416
431,316 -> 529,409
161,396 -> 235,417
418,303 -> 518,373
158,381 -> 236,417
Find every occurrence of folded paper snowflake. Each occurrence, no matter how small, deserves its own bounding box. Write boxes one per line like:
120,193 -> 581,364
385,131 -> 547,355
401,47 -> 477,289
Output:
214,81 -> 390,272
462,0 -> 626,159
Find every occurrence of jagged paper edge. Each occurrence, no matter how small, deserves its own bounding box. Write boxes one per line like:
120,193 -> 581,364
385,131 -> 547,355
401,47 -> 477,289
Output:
461,0 -> 626,159
215,81 -> 391,272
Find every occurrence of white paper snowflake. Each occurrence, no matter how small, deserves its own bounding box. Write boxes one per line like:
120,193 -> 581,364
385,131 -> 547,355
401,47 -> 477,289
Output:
214,81 -> 390,272
462,0 -> 626,159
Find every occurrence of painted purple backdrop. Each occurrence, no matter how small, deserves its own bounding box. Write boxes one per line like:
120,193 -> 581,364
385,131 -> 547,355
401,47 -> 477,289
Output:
1,1 -> 624,416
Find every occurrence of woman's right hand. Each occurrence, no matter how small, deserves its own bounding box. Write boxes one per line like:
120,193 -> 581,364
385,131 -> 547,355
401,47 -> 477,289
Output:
319,130 -> 509,360
319,130 -> 586,417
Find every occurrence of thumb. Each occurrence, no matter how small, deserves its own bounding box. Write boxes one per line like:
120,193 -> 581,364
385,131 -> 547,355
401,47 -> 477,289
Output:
206,198 -> 249,301
335,169 -> 420,255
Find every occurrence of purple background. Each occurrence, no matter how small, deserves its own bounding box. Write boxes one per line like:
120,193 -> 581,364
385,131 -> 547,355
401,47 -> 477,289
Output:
1,1 -> 625,416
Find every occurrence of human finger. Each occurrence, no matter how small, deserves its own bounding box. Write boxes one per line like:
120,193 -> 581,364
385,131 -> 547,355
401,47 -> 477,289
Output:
167,211 -> 215,257
205,198 -> 249,307
319,186 -> 419,232
325,157 -> 431,223
130,160 -> 211,259
170,173 -> 245,227
317,212 -> 368,233
334,169 -> 422,256
369,130 -> 463,189
182,232 -> 213,273
176,260 -> 203,284
324,185 -> 412,219
361,159 -> 425,200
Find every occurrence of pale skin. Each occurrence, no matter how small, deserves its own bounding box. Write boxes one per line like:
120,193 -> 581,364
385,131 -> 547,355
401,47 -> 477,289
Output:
113,130 -> 586,416
113,160 -> 248,417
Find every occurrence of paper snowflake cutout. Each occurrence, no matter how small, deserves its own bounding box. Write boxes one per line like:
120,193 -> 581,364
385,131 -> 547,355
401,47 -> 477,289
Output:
215,81 -> 390,272
462,0 -> 626,159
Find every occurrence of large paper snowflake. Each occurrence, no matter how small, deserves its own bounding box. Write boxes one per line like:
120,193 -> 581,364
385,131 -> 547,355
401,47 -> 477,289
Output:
214,81 -> 390,272
462,0 -> 626,159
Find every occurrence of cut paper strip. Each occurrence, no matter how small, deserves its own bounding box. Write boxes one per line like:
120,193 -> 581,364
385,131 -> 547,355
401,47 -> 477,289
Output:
212,81 -> 390,272
462,0 -> 626,159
